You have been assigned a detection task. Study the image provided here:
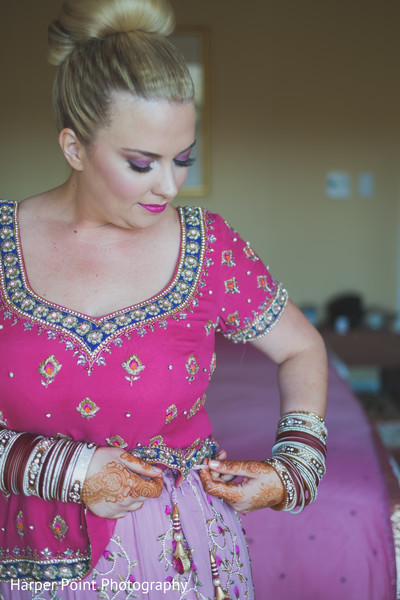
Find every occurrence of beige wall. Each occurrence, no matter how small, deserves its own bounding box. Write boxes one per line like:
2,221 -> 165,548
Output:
1,1 -> 399,318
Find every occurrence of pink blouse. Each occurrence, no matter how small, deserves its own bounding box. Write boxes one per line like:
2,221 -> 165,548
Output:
0,200 -> 287,582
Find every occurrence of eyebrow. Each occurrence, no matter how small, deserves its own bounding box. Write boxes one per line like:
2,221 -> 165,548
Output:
121,140 -> 196,158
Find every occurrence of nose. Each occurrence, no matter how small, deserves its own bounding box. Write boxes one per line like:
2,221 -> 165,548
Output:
152,164 -> 179,200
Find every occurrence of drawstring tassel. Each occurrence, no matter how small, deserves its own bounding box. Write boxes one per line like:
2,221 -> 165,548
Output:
210,551 -> 231,600
172,503 -> 191,574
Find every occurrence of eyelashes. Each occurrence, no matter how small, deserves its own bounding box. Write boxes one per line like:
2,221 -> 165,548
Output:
128,156 -> 196,174
174,157 -> 196,168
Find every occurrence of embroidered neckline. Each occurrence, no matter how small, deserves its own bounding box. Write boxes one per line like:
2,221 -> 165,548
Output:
0,201 -> 206,363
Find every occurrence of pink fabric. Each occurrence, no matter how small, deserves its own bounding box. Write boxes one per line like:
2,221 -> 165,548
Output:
207,337 -> 397,600
0,200 -> 286,586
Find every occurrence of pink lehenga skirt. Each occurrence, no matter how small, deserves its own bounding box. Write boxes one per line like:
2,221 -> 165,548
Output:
0,470 -> 254,600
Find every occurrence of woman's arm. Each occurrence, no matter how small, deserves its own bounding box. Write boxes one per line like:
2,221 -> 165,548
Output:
251,300 -> 328,417
200,301 -> 328,514
0,429 -> 164,518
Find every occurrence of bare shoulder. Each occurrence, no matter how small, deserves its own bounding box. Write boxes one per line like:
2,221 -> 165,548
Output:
19,188 -> 65,231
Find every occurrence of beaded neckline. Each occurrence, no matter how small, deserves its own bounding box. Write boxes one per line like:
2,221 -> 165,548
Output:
0,201 -> 206,363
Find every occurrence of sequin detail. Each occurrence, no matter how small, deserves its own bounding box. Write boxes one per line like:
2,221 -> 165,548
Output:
15,512 -> 24,536
37,355 -> 62,387
243,244 -> 259,261
50,515 -> 68,541
149,435 -> 164,447
224,278 -> 240,294
0,202 -> 206,365
187,394 -> 206,419
122,354 -> 145,385
106,435 -> 128,449
185,355 -> 199,383
221,250 -> 235,267
76,398 -> 99,420
227,311 -> 240,328
210,353 -> 217,379
257,274 -> 272,292
165,404 -> 178,425
129,436 -> 217,485
222,284 -> 288,343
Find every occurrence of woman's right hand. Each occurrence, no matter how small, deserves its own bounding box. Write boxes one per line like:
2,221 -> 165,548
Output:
82,447 -> 164,519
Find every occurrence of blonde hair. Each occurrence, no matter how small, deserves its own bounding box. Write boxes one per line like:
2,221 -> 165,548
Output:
48,0 -> 194,145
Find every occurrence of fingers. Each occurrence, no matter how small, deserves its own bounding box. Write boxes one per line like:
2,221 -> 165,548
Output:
129,471 -> 164,499
207,459 -> 266,478
199,466 -> 245,504
119,452 -> 163,478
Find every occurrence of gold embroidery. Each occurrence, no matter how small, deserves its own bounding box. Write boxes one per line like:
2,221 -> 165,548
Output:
149,435 -> 164,447
15,511 -> 24,536
165,405 -> 178,425
76,398 -> 100,420
106,435 -> 128,449
224,278 -> 239,294
221,250 -> 235,267
0,412 -> 7,427
38,355 -> 62,387
244,244 -> 259,261
187,394 -> 206,419
227,311 -> 240,328
257,274 -> 272,292
186,355 -> 199,383
122,354 -> 145,386
50,515 -> 68,541
210,353 -> 217,379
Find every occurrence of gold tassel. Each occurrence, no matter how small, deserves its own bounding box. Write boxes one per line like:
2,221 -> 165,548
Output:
210,551 -> 231,600
172,504 -> 191,574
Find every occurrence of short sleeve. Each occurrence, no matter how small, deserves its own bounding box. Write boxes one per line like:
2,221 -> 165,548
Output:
207,212 -> 288,343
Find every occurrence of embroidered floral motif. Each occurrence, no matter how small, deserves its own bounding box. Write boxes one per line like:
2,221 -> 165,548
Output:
187,394 -> 206,419
76,398 -> 100,420
0,202 -> 206,367
122,354 -> 145,385
204,318 -> 218,336
222,284 -> 288,343
149,435 -> 164,447
221,250 -> 235,267
0,412 -> 7,427
50,515 -> 68,541
257,274 -> 272,292
205,320 -> 214,335
106,435 -> 128,449
165,405 -> 178,425
185,355 -> 199,383
210,353 -> 217,379
38,355 -> 62,387
0,544 -> 92,583
224,278 -> 240,294
227,311 -> 240,328
243,243 -> 259,261
15,511 -> 24,536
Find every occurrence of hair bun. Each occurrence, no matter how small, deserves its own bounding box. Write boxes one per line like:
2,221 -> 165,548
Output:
48,0 -> 175,66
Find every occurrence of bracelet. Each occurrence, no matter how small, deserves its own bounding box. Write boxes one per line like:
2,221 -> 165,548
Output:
0,428 -> 97,504
264,411 -> 327,514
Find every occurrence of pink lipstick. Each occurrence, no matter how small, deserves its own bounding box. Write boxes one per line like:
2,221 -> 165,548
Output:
138,203 -> 167,214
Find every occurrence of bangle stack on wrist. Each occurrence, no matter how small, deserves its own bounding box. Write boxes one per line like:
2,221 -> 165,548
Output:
0,429 -> 96,503
263,411 -> 327,514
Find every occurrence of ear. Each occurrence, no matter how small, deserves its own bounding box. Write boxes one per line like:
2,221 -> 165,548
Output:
58,128 -> 85,171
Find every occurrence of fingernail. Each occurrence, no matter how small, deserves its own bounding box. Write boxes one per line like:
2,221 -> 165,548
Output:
152,467 -> 162,474
209,460 -> 220,468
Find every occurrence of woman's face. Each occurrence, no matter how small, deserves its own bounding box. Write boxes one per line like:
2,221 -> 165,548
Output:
74,93 -> 196,229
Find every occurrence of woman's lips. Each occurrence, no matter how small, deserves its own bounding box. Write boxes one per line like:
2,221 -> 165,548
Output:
138,203 -> 167,214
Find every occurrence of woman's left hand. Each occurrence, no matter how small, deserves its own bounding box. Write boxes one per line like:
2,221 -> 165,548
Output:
199,459 -> 285,514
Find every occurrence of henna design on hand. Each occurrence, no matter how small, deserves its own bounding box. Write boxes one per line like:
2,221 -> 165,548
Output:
200,460 -> 285,512
119,452 -> 153,470
82,461 -> 163,506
